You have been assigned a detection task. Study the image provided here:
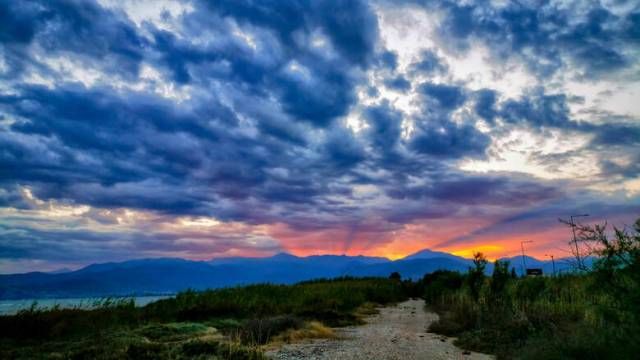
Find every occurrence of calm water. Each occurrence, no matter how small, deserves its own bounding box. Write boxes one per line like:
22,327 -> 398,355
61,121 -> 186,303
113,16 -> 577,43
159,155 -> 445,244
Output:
0,295 -> 172,315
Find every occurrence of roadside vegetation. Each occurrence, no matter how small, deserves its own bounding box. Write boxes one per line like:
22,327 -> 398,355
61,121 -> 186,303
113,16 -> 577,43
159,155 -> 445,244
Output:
424,218 -> 640,359
0,277 -> 408,359
2,218 -> 637,359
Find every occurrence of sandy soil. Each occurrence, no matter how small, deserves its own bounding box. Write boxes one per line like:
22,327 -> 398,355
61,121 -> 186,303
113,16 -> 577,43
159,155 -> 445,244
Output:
266,299 -> 494,360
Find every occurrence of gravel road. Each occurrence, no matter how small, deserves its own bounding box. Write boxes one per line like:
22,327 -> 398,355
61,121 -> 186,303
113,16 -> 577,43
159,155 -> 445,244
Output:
266,299 -> 493,360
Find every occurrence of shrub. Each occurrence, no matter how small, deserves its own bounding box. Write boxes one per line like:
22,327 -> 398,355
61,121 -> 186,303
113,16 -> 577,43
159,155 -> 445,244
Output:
422,270 -> 464,303
236,315 -> 304,345
425,217 -> 640,359
467,252 -> 487,301
1,277 -> 408,359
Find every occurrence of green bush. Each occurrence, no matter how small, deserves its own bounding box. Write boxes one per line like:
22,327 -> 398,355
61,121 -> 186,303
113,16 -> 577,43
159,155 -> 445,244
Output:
425,217 -> 640,359
423,270 -> 464,303
0,277 -> 407,359
237,315 -> 304,344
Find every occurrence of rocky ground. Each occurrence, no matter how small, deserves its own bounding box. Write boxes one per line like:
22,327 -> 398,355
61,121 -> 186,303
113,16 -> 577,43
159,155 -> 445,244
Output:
266,299 -> 493,360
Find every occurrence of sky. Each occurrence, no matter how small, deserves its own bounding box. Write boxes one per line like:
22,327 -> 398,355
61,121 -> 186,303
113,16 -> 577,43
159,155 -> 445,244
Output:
1,0 -> 639,273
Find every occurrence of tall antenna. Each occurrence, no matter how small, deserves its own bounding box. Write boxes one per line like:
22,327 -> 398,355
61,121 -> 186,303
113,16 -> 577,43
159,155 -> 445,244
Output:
545,254 -> 556,276
570,214 -> 589,270
521,240 -> 533,275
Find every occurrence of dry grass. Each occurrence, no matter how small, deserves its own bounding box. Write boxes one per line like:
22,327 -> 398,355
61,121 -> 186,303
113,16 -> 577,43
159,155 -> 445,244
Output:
1,278 -> 410,359
353,302 -> 380,323
265,303 -> 380,349
269,321 -> 337,346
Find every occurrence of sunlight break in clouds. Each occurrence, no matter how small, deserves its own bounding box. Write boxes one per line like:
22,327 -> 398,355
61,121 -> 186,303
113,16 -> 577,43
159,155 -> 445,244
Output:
0,0 -> 639,273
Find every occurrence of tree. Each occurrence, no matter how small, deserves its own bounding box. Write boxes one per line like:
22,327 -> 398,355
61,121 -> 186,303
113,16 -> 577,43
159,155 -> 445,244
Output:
583,220 -> 640,310
577,218 -> 640,351
389,272 -> 401,281
422,270 -> 464,303
467,252 -> 488,301
491,260 -> 511,295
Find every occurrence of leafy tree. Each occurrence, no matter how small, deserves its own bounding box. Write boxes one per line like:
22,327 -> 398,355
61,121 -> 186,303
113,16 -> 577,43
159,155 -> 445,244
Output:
467,252 -> 487,301
580,219 -> 640,338
490,260 -> 510,295
422,270 -> 464,303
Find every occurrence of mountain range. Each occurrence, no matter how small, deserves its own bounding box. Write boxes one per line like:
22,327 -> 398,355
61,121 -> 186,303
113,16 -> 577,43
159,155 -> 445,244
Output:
0,250 -> 582,300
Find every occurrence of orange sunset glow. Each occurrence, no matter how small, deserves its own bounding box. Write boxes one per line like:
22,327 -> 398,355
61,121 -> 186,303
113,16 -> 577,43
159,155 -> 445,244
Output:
2,1 -> 640,358
0,0 -> 639,276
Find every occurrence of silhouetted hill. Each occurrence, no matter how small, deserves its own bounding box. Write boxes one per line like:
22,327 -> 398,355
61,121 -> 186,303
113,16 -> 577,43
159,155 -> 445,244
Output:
497,255 -> 593,275
0,250 -> 581,299
404,249 -> 465,262
345,257 -> 472,279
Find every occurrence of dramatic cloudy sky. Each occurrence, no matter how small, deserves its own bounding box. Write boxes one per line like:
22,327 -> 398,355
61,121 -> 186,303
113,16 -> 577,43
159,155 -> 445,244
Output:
1,0 -> 639,273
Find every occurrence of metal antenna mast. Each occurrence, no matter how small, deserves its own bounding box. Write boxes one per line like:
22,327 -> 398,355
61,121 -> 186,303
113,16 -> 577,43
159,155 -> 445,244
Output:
570,214 -> 589,270
545,254 -> 556,276
521,240 -> 533,275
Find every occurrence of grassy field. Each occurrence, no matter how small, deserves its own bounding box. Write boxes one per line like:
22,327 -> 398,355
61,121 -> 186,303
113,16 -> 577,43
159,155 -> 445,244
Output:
424,219 -> 640,359
0,277 -> 408,359
1,219 -> 637,359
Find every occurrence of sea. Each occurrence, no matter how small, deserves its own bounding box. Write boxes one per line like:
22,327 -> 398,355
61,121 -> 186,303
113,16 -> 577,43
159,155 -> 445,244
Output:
0,295 -> 172,315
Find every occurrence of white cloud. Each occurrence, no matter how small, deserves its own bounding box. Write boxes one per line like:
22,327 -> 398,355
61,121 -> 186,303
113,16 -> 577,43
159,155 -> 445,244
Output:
459,127 -> 597,180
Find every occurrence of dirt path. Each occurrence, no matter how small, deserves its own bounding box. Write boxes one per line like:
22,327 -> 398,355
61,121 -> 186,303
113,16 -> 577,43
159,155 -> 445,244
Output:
266,299 -> 493,360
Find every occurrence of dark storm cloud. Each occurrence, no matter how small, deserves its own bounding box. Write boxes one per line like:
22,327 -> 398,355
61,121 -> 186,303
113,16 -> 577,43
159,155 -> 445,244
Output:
205,0 -> 379,67
0,0 -> 146,79
0,0 -> 638,269
2,0 -> 381,128
465,86 -> 640,180
160,0 -> 381,127
0,84 -> 260,216
590,124 -> 640,179
0,79 -> 363,221
402,0 -> 640,78
473,89 -> 498,123
409,49 -> 448,76
384,76 -> 411,91
419,83 -> 466,110
408,84 -> 490,158
364,102 -> 403,151
0,186 -> 33,210
599,155 -> 640,179
472,87 -> 640,180
591,123 -> 640,146
377,50 -> 399,70
471,87 -> 640,135
322,126 -> 367,169
0,223 -> 282,262
429,176 -> 560,206
500,91 -> 573,128
0,84 -> 232,185
384,174 -> 560,206
409,122 -> 490,158
0,1 -> 40,44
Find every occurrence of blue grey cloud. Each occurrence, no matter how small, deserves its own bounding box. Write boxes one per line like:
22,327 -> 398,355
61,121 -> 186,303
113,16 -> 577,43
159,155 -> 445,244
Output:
413,0 -> 640,78
0,0 -> 638,270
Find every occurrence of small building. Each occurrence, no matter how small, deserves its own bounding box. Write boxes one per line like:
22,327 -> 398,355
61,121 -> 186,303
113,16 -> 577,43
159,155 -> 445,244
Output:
526,268 -> 543,276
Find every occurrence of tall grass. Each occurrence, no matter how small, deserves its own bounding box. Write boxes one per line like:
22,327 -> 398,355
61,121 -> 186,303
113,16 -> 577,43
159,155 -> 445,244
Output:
0,277 -> 407,359
144,277 -> 405,324
424,218 -> 640,359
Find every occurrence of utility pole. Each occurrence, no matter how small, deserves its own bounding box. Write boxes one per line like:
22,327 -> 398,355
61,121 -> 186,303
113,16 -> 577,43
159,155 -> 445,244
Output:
545,254 -> 556,276
570,214 -> 589,270
521,240 -> 533,275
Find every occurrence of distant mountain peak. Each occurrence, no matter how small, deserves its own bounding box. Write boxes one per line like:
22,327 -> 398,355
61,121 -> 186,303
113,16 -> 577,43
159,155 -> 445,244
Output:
48,267 -> 73,274
1,253 -> 577,300
404,248 -> 463,261
498,255 -> 545,265
271,252 -> 299,259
